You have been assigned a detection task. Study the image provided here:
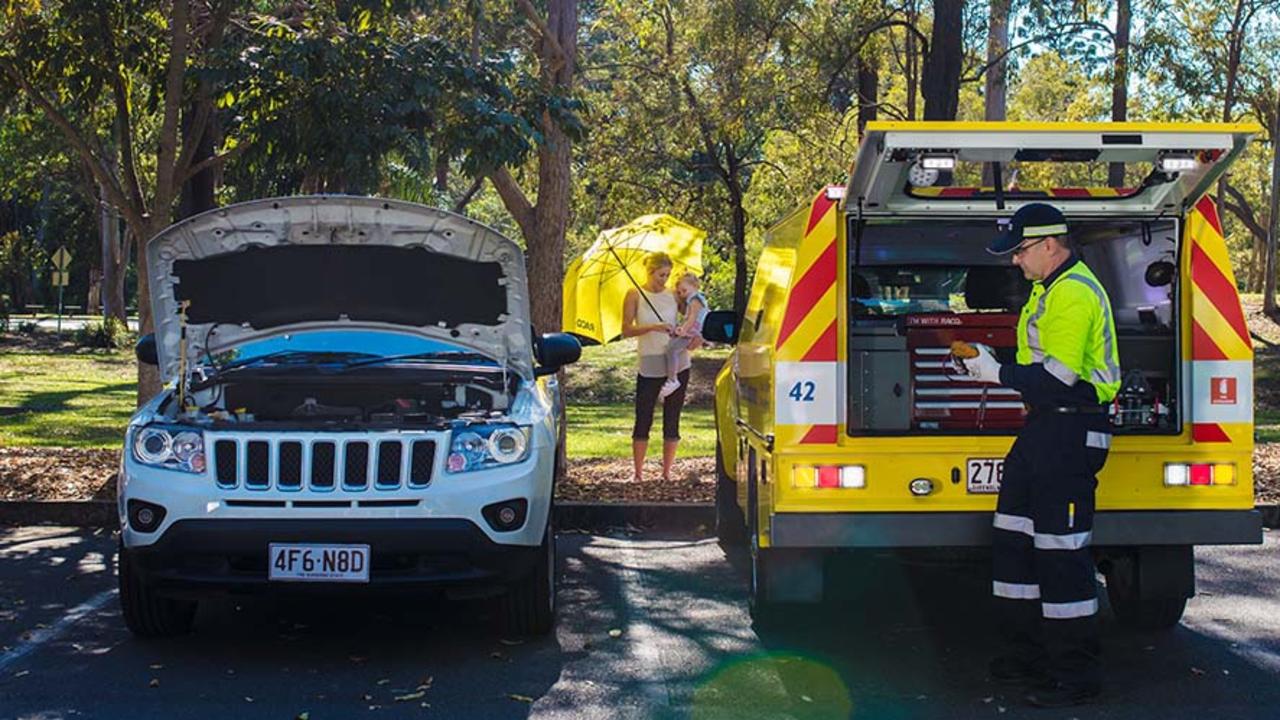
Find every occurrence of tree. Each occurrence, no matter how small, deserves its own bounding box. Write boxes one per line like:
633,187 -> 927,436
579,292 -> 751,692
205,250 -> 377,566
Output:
2,0 -> 237,399
922,0 -> 965,120
485,0 -> 583,336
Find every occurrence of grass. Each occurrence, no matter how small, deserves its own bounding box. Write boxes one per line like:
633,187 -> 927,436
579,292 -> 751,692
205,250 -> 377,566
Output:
566,402 -> 716,459
0,347 -> 137,448
0,334 -> 722,457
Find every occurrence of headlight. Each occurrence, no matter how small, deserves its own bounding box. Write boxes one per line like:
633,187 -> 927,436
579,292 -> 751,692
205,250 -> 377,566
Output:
131,425 -> 206,474
446,424 -> 531,473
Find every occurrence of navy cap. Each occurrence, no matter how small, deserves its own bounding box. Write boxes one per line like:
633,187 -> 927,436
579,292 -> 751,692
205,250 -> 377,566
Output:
988,203 -> 1069,255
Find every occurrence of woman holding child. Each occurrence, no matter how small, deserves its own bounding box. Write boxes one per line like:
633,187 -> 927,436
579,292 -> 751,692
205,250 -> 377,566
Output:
621,252 -> 707,483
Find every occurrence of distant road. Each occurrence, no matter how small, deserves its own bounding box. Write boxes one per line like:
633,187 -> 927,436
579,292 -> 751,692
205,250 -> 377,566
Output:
6,315 -> 140,333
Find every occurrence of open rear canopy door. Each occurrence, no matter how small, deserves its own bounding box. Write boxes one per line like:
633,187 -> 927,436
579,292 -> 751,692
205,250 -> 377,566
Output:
845,121 -> 1260,216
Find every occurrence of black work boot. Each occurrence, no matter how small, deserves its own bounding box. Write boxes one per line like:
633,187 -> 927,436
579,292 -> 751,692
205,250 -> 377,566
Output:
1024,680 -> 1101,708
988,655 -> 1049,686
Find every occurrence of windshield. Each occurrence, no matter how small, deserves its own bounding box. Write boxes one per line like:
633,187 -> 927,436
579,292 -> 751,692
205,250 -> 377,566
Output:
207,330 -> 496,369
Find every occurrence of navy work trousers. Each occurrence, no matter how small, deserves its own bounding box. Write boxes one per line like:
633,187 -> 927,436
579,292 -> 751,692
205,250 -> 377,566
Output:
991,409 -> 1111,688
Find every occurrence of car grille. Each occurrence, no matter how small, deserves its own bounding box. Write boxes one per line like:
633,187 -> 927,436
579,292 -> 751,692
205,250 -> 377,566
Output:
212,435 -> 436,491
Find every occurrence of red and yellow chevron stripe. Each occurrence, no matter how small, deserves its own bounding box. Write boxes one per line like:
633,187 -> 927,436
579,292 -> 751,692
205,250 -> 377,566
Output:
775,189 -> 841,445
1185,196 -> 1252,443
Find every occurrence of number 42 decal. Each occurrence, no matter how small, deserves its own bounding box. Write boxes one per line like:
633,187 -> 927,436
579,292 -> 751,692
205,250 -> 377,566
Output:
788,381 -> 816,402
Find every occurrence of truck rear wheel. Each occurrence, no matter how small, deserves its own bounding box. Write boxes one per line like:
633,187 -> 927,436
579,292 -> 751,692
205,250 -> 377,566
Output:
499,522 -> 556,637
1103,546 -> 1193,631
714,440 -> 746,547
118,543 -> 196,638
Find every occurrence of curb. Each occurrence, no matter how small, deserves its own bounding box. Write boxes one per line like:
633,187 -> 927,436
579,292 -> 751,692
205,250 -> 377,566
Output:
0,499 -> 715,534
1,500 -> 1274,533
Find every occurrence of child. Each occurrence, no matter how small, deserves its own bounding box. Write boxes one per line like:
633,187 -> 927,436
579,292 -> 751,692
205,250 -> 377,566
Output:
659,273 -> 709,399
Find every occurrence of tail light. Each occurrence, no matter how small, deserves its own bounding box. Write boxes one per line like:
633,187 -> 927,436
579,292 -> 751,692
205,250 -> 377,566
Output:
795,465 -> 865,489
1163,463 -> 1236,486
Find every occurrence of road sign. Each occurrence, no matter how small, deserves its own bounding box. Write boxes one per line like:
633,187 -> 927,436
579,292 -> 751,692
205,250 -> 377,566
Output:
51,271 -> 70,287
52,246 -> 72,271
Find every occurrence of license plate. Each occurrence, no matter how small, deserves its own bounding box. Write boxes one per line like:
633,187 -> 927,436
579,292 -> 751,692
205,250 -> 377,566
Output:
268,543 -> 370,583
966,458 -> 1004,494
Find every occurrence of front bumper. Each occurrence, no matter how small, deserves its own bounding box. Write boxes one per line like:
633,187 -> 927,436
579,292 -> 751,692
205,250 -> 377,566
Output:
769,510 -> 1264,548
125,518 -> 542,597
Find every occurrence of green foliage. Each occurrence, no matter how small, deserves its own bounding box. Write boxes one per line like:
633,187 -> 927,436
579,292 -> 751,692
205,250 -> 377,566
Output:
74,316 -> 134,350
216,3 -> 580,199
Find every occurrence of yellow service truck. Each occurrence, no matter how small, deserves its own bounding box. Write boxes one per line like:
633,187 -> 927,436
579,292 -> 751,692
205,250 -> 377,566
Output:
703,122 -> 1264,629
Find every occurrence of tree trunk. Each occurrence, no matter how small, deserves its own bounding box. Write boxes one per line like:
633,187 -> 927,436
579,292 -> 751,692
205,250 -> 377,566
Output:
1266,86 -> 1280,317
982,0 -> 1010,186
904,0 -> 919,120
1107,0 -> 1131,188
856,51 -> 879,136
134,217 -> 167,403
99,196 -> 128,322
1217,0 -> 1247,212
178,101 -> 216,220
922,0 -> 964,121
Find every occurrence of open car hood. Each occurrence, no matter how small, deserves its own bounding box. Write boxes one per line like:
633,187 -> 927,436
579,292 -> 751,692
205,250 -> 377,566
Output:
146,196 -> 533,385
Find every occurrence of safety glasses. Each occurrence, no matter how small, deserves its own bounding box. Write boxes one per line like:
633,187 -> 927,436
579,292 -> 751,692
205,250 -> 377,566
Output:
1010,236 -> 1051,257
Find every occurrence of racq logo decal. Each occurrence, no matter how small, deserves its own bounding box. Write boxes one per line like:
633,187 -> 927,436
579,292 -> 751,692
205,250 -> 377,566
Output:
906,316 -> 962,326
575,319 -> 596,331
1210,377 -> 1237,405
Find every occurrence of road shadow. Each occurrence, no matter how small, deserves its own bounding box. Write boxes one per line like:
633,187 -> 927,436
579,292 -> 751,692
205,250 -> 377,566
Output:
0,529 -> 565,720
727,542 -> 1280,719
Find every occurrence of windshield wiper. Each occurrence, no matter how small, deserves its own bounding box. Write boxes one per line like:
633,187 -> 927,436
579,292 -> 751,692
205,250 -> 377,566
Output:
336,351 -> 496,372
214,350 -> 379,373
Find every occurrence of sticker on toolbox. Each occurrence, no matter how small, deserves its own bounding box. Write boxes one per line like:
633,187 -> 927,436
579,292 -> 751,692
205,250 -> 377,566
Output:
775,361 -> 839,424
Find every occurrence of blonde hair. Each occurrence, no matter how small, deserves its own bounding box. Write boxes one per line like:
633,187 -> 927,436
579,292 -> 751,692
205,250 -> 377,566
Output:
643,252 -> 674,275
676,272 -> 701,289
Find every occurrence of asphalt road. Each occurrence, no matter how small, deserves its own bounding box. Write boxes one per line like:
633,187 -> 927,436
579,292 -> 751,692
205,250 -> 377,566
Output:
0,525 -> 1277,720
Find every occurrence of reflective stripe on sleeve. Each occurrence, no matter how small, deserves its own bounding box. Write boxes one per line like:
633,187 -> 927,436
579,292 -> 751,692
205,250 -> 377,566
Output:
1086,431 -> 1111,449
1042,598 -> 1099,619
993,512 -> 1035,537
1034,530 -> 1093,550
1061,273 -> 1121,388
993,581 -> 1041,600
1044,356 -> 1079,386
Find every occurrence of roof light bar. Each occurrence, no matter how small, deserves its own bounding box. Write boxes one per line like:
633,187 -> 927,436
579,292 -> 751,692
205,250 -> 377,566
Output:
1159,154 -> 1199,173
919,154 -> 957,171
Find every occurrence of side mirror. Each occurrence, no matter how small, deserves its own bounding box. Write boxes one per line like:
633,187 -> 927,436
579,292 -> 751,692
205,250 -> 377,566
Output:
701,310 -> 739,345
1144,260 -> 1176,288
135,333 -> 159,366
534,332 -> 582,376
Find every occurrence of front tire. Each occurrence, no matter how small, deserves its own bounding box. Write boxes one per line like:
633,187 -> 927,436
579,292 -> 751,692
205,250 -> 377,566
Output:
499,523 -> 556,637
118,543 -> 196,638
715,440 -> 746,546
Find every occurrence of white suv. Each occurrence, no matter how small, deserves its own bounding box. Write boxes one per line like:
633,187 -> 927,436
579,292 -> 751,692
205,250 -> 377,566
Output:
117,196 -> 579,637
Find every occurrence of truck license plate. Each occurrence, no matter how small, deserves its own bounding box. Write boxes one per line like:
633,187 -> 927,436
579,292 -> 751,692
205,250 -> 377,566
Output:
268,543 -> 370,583
966,458 -> 1004,494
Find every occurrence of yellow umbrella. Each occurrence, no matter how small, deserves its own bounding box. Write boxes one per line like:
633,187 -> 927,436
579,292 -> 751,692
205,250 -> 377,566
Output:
563,214 -> 706,345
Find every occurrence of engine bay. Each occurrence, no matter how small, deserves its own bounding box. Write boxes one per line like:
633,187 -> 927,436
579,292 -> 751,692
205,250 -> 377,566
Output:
175,371 -> 513,429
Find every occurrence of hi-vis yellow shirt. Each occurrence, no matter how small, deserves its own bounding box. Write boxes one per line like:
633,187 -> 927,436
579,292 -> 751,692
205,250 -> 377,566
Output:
1015,259 -> 1122,404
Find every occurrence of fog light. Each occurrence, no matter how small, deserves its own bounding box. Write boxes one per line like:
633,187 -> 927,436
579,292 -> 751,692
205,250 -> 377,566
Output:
482,499 -> 529,532
127,499 -> 166,533
909,478 -> 935,496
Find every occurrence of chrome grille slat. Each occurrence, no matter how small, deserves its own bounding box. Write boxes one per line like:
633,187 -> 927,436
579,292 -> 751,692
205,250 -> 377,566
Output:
209,435 -> 435,492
